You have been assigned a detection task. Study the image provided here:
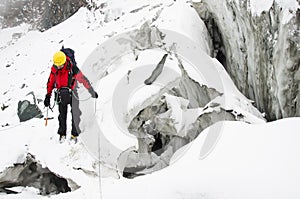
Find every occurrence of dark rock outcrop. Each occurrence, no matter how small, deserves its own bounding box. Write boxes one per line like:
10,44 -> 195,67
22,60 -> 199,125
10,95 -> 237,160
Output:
0,0 -> 87,31
0,154 -> 73,195
17,92 -> 43,122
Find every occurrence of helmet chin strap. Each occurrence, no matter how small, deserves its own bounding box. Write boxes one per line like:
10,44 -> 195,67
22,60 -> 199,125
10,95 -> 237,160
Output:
53,63 -> 65,70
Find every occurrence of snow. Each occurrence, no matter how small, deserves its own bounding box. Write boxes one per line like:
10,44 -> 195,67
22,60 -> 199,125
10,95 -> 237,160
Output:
0,0 -> 299,198
281,8 -> 296,24
153,0 -> 211,54
103,119 -> 300,199
276,0 -> 300,11
249,0 -> 299,15
163,94 -> 206,137
249,0 -> 274,14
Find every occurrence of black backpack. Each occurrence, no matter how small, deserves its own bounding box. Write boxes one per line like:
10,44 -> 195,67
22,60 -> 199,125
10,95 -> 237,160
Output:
60,46 -> 77,67
60,46 -> 79,88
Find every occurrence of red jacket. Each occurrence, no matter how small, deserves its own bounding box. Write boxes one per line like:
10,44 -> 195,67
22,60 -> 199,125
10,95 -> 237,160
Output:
46,56 -> 92,96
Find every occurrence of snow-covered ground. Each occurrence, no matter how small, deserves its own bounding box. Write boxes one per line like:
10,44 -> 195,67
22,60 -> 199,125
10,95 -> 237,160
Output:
1,117 -> 300,199
0,0 -> 299,198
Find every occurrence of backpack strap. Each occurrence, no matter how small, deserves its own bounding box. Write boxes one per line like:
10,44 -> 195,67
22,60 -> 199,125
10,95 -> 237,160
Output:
51,66 -> 58,89
67,61 -> 73,89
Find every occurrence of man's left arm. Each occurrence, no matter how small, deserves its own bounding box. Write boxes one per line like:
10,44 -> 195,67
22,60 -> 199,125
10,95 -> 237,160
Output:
74,67 -> 98,98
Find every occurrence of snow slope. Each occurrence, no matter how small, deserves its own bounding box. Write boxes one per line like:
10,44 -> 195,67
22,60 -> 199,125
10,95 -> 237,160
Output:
103,119 -> 300,199
1,118 -> 299,199
0,0 -> 299,198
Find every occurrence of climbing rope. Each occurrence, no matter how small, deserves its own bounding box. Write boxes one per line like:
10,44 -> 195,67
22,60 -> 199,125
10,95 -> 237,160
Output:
94,97 -> 103,199
71,90 -> 92,102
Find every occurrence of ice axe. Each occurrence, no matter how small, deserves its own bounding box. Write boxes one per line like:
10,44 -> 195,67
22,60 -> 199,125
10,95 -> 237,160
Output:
45,107 -> 49,126
44,106 -> 54,126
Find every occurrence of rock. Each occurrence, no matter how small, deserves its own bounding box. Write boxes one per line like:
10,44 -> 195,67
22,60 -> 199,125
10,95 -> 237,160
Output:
144,54 -> 168,85
0,154 -> 76,195
0,0 -> 87,31
132,21 -> 165,50
17,92 -> 43,122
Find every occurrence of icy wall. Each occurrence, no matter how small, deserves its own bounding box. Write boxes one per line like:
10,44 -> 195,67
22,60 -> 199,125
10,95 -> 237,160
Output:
193,0 -> 300,120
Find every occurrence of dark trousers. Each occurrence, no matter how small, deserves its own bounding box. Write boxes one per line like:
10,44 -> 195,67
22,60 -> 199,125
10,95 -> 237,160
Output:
57,88 -> 81,136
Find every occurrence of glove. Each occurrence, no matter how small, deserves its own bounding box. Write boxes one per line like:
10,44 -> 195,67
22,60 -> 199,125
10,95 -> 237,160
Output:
88,88 -> 98,99
44,94 -> 51,107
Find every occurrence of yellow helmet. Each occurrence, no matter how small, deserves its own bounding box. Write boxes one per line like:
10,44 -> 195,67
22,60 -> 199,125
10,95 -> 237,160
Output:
53,51 -> 66,66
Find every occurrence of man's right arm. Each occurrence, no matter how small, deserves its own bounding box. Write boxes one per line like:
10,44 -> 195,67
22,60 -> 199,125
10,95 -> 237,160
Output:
46,68 -> 56,96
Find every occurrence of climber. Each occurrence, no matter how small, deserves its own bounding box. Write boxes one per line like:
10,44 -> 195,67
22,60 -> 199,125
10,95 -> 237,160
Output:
44,49 -> 98,143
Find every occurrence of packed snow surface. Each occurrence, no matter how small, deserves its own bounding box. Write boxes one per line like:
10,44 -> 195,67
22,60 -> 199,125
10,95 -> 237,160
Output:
0,0 -> 299,198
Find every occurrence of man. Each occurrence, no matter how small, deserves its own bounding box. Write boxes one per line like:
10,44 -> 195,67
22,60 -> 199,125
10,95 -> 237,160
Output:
44,50 -> 98,143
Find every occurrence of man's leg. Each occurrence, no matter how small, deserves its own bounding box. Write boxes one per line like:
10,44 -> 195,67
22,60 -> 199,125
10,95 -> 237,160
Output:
71,92 -> 81,137
58,102 -> 68,136
57,88 -> 71,137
